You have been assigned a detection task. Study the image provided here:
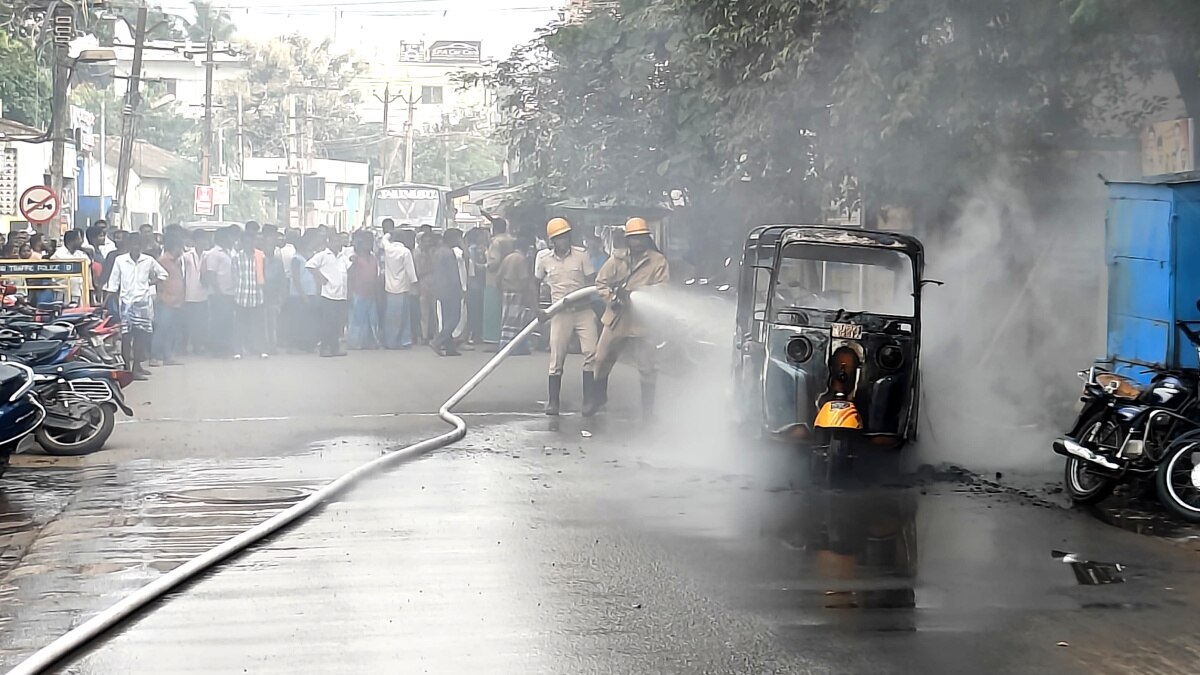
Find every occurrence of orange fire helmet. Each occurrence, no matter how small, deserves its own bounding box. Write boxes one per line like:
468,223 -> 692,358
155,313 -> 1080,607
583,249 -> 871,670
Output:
546,217 -> 572,239
624,217 -> 650,236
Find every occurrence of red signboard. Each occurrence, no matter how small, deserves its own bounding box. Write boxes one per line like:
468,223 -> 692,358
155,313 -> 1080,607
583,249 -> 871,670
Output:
194,185 -> 214,216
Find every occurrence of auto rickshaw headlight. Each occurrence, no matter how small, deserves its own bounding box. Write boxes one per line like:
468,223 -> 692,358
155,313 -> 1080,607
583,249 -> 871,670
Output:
786,337 -> 813,363
877,345 -> 905,371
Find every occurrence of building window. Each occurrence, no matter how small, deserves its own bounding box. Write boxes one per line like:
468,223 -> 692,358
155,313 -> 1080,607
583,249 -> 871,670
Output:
165,79 -> 178,96
421,86 -> 444,105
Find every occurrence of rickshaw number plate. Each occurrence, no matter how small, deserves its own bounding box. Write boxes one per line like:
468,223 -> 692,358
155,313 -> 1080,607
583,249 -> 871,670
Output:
831,323 -> 863,340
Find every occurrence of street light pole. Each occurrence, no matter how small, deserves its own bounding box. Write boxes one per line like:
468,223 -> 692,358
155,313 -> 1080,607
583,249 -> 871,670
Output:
113,6 -> 148,231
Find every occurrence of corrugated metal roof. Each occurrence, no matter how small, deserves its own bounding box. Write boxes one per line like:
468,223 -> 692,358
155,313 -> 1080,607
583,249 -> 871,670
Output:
1105,170 -> 1200,186
104,139 -> 184,179
0,117 -> 45,139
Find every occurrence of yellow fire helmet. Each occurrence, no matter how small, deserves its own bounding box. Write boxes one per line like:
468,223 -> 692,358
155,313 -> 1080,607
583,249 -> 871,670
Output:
546,217 -> 572,239
624,217 -> 650,237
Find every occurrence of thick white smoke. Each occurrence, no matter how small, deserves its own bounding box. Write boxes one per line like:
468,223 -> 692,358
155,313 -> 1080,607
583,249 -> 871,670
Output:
916,164 -> 1107,473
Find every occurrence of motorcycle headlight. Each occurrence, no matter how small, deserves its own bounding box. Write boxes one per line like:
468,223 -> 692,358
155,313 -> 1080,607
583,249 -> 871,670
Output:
786,337 -> 813,363
877,345 -> 905,371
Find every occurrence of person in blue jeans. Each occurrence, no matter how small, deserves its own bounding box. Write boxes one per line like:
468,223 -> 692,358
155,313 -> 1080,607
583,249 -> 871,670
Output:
149,229 -> 186,366
381,228 -> 418,349
202,227 -> 238,358
346,232 -> 381,349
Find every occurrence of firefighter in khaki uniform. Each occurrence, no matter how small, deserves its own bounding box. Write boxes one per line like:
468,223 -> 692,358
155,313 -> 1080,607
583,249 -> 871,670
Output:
584,217 -> 670,419
534,217 -> 598,416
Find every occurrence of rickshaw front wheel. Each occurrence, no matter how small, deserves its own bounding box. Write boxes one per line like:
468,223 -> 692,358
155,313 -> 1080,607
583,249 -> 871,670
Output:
811,433 -> 853,488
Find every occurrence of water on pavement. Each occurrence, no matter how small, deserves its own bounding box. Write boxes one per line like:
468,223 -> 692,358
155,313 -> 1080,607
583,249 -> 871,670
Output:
2,413 -> 1200,674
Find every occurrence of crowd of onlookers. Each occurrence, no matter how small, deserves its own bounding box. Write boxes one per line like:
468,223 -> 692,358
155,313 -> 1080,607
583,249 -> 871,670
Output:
2,215 -> 613,379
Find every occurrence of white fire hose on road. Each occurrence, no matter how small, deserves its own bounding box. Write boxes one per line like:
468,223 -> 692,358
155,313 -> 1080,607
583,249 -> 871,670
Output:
6,287 -> 600,675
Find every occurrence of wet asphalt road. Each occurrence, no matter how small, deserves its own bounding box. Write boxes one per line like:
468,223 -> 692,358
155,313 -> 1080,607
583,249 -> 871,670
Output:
2,352 -> 1200,674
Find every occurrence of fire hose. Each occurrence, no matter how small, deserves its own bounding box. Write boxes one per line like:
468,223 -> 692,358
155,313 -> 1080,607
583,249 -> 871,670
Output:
6,286 -> 600,675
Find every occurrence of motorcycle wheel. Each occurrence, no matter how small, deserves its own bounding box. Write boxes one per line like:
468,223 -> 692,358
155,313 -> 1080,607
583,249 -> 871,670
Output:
1155,440 -> 1200,523
0,441 -> 13,478
35,401 -> 115,456
1064,414 -> 1119,505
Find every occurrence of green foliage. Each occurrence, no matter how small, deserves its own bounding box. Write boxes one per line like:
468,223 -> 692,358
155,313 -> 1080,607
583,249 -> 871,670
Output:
227,34 -> 367,158
187,1 -> 236,41
0,29 -> 48,126
408,118 -> 505,188
487,0 -> 1200,228
70,83 -> 200,157
160,161 -> 270,225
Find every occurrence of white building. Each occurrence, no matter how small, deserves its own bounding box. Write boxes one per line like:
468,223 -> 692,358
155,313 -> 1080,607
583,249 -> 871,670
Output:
352,40 -> 494,131
0,118 -> 77,234
83,140 -> 182,231
108,21 -> 247,119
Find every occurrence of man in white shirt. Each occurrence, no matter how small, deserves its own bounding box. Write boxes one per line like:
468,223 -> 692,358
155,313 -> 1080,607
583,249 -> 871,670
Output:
381,229 -> 418,349
305,230 -> 349,357
104,232 -> 168,379
50,229 -> 91,305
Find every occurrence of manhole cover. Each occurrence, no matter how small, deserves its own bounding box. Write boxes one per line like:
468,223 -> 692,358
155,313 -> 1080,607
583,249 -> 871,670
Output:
166,486 -> 311,506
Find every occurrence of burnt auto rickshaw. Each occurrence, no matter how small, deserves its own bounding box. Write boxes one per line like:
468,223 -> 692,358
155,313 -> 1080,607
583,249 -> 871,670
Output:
734,225 -> 926,482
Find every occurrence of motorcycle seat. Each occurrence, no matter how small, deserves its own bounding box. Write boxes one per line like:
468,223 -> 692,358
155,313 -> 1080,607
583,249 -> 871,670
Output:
4,320 -> 44,334
39,325 -> 73,341
0,362 -> 28,389
52,313 -> 88,326
1097,373 -> 1140,400
0,341 -> 64,365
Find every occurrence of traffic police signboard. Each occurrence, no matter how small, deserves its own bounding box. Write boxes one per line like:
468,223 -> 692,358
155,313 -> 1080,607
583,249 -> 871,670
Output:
18,185 -> 60,224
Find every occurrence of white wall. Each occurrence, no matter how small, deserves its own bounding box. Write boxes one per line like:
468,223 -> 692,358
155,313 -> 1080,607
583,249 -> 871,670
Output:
353,61 -> 494,130
1,139 -> 77,231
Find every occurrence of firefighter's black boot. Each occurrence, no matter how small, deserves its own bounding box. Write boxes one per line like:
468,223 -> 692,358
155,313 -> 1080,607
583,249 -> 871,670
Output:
582,371 -> 596,415
641,379 -> 656,422
583,375 -> 608,417
546,375 -> 562,416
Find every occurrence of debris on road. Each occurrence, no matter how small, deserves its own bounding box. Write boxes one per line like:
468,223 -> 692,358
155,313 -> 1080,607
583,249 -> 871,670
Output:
1053,550 -> 1126,585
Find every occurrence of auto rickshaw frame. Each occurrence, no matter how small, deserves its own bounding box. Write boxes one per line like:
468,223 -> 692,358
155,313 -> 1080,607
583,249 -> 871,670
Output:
733,225 -> 926,468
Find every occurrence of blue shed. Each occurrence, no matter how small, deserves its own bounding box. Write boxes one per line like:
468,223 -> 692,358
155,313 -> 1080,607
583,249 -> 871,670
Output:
1105,174 -> 1200,383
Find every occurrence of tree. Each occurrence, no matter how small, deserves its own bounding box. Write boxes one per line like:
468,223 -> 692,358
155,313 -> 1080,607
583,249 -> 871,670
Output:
226,34 -> 367,159
0,28 -> 48,126
487,0 -> 1180,231
187,1 -> 236,41
1065,0 -> 1200,121
409,127 -> 504,188
70,83 -> 200,157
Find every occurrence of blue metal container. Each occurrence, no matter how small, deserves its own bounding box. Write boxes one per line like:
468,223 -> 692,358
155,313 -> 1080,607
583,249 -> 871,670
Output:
1105,175 -> 1200,383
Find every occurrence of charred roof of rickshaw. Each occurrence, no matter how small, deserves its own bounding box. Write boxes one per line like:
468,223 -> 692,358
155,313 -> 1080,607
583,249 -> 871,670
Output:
768,225 -> 923,256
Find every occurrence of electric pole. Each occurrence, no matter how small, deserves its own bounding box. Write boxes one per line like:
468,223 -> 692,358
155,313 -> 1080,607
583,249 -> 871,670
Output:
201,32 -> 215,187
113,5 -> 149,231
400,87 -> 422,183
236,93 -> 244,186
48,1 -> 73,233
374,84 -> 402,134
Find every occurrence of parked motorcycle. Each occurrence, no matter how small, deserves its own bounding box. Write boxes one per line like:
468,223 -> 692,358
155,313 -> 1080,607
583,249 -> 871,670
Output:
1052,320 -> 1200,521
30,366 -> 123,456
0,362 -> 46,477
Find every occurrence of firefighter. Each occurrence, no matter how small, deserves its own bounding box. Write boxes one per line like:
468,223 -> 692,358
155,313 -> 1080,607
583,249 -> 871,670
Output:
534,217 -> 599,415
584,217 -> 670,418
